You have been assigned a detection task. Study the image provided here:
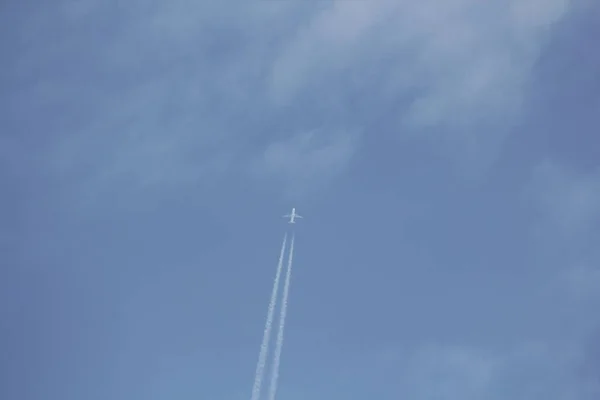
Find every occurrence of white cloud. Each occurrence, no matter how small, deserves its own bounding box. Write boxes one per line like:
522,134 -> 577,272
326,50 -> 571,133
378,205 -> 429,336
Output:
3,0 -> 577,202
268,0 -> 571,128
373,341 -> 587,399
527,160 -> 600,304
250,129 -> 359,198
530,160 -> 600,236
405,344 -> 496,398
563,264 -> 600,300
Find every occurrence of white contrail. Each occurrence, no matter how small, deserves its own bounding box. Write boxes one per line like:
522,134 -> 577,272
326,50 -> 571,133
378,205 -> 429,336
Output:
250,233 -> 287,400
267,234 -> 295,400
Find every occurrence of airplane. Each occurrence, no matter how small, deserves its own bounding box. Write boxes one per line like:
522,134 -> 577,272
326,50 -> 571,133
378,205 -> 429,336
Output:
283,208 -> 303,224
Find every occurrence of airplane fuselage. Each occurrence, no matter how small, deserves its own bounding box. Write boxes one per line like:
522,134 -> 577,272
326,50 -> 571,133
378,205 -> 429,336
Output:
283,208 -> 303,224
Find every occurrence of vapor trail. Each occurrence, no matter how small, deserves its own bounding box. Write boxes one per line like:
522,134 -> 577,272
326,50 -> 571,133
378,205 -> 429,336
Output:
250,233 -> 287,400
267,234 -> 295,400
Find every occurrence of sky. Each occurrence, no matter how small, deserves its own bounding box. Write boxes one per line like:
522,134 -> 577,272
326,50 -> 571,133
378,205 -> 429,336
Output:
1,0 -> 600,399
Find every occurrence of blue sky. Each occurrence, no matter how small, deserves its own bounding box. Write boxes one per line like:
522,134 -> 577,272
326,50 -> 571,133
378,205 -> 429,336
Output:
1,0 -> 599,399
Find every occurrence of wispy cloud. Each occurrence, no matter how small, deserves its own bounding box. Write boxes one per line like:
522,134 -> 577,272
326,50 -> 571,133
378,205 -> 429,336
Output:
268,0 -> 570,125
529,160 -> 600,237
249,128 -> 359,198
2,0 -> 577,202
580,329 -> 600,397
525,159 -> 600,398
404,344 -> 495,398
375,340 -> 590,399
562,264 -> 600,300
527,159 -> 600,310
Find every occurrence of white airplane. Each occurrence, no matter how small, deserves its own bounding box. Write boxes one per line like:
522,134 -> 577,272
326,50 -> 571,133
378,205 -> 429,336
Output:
283,208 -> 303,224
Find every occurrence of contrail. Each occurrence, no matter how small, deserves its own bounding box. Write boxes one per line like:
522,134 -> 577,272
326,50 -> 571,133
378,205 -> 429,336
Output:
250,233 -> 287,400
267,234 -> 295,400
